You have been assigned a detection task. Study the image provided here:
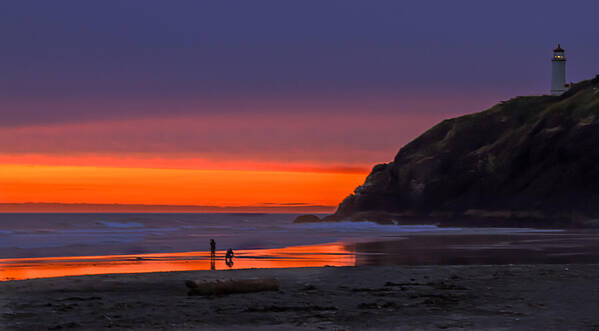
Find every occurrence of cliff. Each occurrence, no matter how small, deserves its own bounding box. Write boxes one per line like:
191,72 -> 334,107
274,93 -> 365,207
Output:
325,75 -> 599,227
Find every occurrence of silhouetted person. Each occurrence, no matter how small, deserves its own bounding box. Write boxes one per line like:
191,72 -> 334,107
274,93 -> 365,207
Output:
210,239 -> 216,257
225,248 -> 234,267
225,248 -> 234,260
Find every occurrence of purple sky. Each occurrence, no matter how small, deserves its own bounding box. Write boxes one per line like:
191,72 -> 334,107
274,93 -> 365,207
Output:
1,1 -> 598,167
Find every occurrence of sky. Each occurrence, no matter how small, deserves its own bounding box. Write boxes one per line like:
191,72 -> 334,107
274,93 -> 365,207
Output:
1,1 -> 598,211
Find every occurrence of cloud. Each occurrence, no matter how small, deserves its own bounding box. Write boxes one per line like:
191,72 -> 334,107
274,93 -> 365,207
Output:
0,111 -> 465,166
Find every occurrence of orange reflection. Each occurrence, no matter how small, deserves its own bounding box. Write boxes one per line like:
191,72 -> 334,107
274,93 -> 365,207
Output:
0,243 -> 356,281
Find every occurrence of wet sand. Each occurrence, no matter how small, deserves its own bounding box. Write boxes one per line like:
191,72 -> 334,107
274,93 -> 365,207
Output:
349,230 -> 599,266
0,243 -> 356,281
3,230 -> 599,282
2,264 -> 599,330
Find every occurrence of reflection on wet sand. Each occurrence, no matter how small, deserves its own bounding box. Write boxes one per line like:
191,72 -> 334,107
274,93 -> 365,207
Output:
349,232 -> 599,266
0,242 -> 356,281
3,230 -> 599,281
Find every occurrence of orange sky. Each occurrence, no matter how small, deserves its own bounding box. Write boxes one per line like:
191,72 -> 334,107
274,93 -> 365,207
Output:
0,111 -> 462,212
0,164 -> 367,211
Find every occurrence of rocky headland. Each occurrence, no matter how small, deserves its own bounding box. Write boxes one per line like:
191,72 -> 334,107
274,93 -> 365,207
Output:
298,75 -> 599,227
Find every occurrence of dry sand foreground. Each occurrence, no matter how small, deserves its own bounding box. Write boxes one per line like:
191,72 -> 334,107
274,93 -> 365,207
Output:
1,264 -> 599,330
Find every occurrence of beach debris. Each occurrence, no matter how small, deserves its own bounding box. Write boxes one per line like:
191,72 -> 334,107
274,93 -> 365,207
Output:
48,322 -> 81,330
357,301 -> 398,310
300,283 -> 317,291
185,278 -> 280,296
351,287 -> 391,293
244,304 -> 337,312
384,281 -> 429,287
58,296 -> 102,302
430,281 -> 470,290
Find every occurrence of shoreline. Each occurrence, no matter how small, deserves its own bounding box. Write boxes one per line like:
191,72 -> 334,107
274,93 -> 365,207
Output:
2,264 -> 599,330
3,229 -> 599,282
0,226 -> 571,260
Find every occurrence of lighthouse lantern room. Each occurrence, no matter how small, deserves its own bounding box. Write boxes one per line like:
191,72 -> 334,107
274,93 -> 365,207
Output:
551,44 -> 567,95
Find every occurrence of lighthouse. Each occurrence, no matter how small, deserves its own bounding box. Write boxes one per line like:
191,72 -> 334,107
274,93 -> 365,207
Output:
551,44 -> 567,95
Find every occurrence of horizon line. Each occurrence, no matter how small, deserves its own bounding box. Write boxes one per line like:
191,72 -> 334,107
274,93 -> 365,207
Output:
0,202 -> 336,214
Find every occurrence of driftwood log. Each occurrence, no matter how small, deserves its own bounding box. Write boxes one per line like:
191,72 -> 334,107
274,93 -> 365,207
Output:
185,278 -> 280,296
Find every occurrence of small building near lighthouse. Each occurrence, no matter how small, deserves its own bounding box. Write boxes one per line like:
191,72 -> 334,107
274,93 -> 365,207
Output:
551,44 -> 568,95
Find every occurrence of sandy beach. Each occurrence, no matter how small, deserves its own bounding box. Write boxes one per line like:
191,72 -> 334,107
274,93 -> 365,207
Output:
2,263 -> 599,330
3,230 -> 599,330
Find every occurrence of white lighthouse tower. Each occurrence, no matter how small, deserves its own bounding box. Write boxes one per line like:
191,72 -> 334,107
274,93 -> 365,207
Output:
551,44 -> 567,95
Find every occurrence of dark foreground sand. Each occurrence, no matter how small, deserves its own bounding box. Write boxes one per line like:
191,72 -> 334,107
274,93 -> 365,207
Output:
2,264 -> 599,330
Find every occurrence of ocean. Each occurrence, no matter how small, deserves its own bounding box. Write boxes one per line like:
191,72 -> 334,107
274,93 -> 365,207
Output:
0,213 -> 464,259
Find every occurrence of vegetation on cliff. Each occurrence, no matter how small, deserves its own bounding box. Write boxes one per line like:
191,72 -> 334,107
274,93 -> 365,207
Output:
317,76 -> 599,227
